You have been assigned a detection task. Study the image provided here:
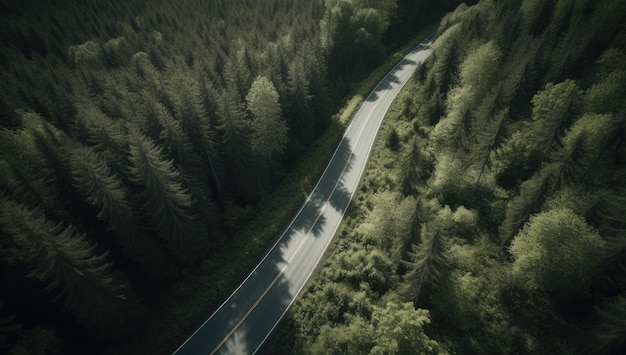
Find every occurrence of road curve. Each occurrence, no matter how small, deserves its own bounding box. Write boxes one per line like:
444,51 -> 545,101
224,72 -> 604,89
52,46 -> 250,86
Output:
173,34 -> 435,355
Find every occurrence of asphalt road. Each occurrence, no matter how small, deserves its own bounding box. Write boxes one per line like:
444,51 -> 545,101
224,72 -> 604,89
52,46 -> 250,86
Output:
173,34 -> 435,355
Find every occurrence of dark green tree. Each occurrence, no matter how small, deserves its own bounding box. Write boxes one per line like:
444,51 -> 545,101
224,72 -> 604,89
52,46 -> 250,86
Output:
593,296 -> 626,353
398,139 -> 430,196
70,145 -> 168,274
216,92 -> 257,200
0,199 -> 136,333
286,58 -> 315,145
126,127 -> 209,263
403,214 -> 450,306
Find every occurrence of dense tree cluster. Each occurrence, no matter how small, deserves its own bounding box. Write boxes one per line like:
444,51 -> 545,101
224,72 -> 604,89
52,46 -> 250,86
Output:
270,0 -> 626,353
0,0 -> 459,353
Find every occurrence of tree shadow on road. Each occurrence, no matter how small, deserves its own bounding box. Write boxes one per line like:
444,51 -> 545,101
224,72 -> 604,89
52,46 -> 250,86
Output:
365,57 -> 417,102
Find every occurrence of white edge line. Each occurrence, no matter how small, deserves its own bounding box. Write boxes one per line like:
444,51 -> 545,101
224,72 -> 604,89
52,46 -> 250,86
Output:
253,34 -> 436,355
173,36 -> 391,354
176,32 -> 436,355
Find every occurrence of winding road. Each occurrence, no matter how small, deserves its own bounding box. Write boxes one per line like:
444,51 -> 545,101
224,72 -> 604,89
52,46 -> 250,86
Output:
173,33 -> 435,355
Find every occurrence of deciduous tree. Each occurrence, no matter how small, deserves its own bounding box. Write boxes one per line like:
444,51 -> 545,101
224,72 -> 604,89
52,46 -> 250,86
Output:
509,207 -> 605,292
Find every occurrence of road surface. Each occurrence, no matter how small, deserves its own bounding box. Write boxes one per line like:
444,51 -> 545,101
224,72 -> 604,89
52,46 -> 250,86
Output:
174,34 -> 435,355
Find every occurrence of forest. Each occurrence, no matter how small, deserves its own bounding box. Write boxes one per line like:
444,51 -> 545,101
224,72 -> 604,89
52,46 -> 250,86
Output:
264,0 -> 626,353
0,0 -> 458,353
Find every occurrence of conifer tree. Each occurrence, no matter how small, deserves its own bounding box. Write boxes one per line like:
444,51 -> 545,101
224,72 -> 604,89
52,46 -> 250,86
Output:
76,103 -> 130,176
127,127 -> 209,263
286,59 -> 315,145
70,145 -> 167,274
159,72 -> 227,202
153,98 -> 220,232
593,296 -> 626,354
246,76 -> 288,161
216,92 -> 257,200
0,198 -> 136,332
530,79 -> 582,160
552,129 -> 586,187
403,215 -> 450,306
431,23 -> 462,94
499,167 -> 555,246
399,139 -> 428,196
223,41 -> 254,102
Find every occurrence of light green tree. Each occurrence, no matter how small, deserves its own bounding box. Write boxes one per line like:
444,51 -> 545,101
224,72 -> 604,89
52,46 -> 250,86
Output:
310,301 -> 441,354
509,208 -> 605,292
530,80 -> 582,160
246,76 -> 288,160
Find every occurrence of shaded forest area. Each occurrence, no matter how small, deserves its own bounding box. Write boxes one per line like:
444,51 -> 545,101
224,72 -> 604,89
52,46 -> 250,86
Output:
0,0 -> 459,353
266,0 -> 626,353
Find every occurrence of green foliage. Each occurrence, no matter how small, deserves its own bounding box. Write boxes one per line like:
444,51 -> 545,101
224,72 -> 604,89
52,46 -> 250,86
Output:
499,167 -> 554,246
494,126 -> 543,188
0,199 -> 135,333
334,249 -> 396,295
246,76 -> 288,160
509,208 -> 605,292
530,79 -> 583,160
127,127 -> 209,263
310,301 -> 442,355
402,206 -> 453,306
70,145 -> 167,274
321,0 -> 396,80
357,192 -> 415,260
593,296 -> 626,353
4,0 -> 626,351
8,327 -> 63,355
398,139 -> 431,195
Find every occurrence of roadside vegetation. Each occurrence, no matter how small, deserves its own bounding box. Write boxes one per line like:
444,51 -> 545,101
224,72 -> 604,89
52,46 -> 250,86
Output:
0,0 -> 457,353
266,0 -> 626,353
3,0 -> 624,353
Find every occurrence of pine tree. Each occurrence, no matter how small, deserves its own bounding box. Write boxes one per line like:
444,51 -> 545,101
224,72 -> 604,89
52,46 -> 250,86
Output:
499,167 -> 555,247
530,79 -> 582,161
0,198 -> 136,332
70,145 -> 167,274
126,127 -> 209,263
552,129 -> 586,188
403,217 -> 450,306
593,296 -> 626,354
286,59 -> 315,145
223,40 -> 253,102
153,98 -> 220,233
246,76 -> 288,161
468,97 -> 508,187
76,103 -> 130,176
398,139 -> 428,196
216,92 -> 257,201
431,23 -> 462,95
